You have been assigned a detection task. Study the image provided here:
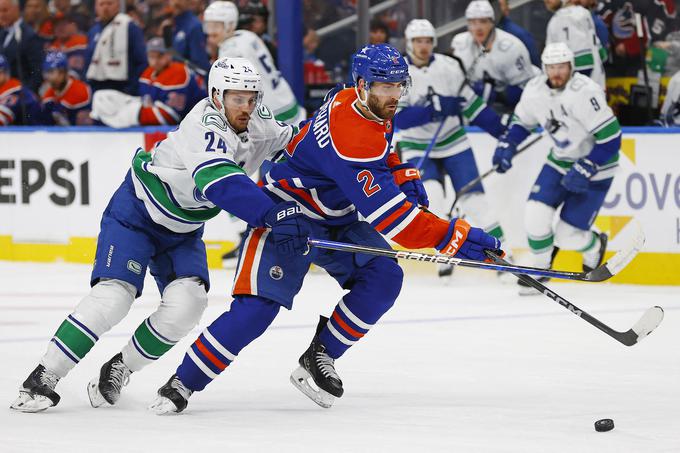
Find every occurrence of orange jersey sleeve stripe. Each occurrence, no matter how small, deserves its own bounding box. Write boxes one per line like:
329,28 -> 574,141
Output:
375,200 -> 413,233
286,121 -> 310,157
277,179 -> 325,216
390,209 -> 450,250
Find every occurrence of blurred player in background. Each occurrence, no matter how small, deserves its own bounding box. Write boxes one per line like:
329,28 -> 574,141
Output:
10,57 -> 307,413
41,51 -> 92,126
203,1 -> 305,124
492,43 -> 619,295
0,54 -> 42,126
148,44 -> 503,414
90,37 -> 205,127
452,0 -> 540,113
544,0 -> 605,88
394,18 -> 510,278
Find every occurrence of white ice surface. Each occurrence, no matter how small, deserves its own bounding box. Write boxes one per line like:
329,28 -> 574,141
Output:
1,261 -> 679,453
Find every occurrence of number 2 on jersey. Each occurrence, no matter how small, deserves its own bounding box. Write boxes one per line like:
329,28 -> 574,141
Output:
357,170 -> 381,197
204,131 -> 228,153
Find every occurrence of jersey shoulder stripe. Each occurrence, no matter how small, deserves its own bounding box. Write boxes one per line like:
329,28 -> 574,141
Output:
328,89 -> 391,162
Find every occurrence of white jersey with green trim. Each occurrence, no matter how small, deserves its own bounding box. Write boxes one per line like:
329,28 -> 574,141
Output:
218,30 -> 305,124
394,53 -> 487,160
512,73 -> 621,180
451,28 -> 540,89
546,5 -> 605,89
131,98 -> 294,233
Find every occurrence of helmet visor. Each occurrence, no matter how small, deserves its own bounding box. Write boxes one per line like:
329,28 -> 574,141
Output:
367,78 -> 411,98
223,90 -> 262,112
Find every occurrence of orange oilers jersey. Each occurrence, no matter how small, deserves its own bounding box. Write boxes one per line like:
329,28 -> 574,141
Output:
264,88 -> 450,250
0,78 -> 42,125
42,77 -> 92,125
138,62 -> 206,125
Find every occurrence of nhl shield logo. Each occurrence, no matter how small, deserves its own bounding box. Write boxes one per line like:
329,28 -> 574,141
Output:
269,266 -> 284,280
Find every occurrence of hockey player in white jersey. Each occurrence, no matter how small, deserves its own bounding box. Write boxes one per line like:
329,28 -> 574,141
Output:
394,18 -> 509,278
451,0 -> 540,112
493,43 -> 620,294
659,70 -> 680,126
202,1 -> 306,125
545,0 -> 606,88
10,57 -> 311,413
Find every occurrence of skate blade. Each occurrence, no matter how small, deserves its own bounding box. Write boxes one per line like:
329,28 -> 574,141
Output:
10,391 -> 54,413
87,378 -> 110,408
289,366 -> 335,409
148,396 -> 182,415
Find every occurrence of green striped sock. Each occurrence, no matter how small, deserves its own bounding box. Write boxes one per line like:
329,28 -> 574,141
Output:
131,318 -> 176,360
53,315 -> 98,361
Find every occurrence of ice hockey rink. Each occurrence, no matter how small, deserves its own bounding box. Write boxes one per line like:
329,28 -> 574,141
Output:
1,260 -> 678,453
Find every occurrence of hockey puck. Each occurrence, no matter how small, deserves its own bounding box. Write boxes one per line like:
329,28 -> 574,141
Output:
594,419 -> 614,432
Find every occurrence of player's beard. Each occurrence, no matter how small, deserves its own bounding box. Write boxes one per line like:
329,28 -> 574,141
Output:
367,94 -> 398,120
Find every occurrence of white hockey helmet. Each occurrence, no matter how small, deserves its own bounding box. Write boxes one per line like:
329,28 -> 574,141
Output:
208,57 -> 263,113
465,0 -> 495,21
541,42 -> 574,74
405,19 -> 437,57
203,1 -> 238,33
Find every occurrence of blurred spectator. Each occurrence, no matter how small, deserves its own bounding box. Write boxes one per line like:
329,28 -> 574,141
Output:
47,13 -> 88,79
239,1 -> 277,64
655,30 -> 680,75
41,51 -> 92,125
53,0 -> 91,34
494,0 -> 540,66
85,0 -> 147,95
91,37 -> 204,127
23,0 -> 53,41
189,0 -> 208,19
0,0 -> 45,93
303,27 -> 329,84
163,0 -> 210,74
369,18 -> 389,45
0,53 -> 42,125
303,0 -> 338,30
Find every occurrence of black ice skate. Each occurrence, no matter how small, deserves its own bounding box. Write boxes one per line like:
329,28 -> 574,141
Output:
582,232 -> 608,273
87,353 -> 132,408
148,374 -> 193,415
10,364 -> 61,413
290,316 -> 343,409
518,247 -> 560,296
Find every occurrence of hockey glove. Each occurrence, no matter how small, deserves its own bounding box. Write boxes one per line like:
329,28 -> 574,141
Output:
386,153 -> 429,207
430,94 -> 465,121
561,158 -> 598,194
492,138 -> 518,173
263,201 -> 313,256
472,80 -> 496,105
436,218 -> 502,262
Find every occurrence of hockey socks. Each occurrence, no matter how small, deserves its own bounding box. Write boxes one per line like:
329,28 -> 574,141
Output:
176,296 -> 281,392
318,257 -> 402,359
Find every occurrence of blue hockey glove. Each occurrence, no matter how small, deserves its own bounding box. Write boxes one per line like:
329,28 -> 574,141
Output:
436,218 -> 502,261
430,94 -> 465,121
472,80 -> 496,104
492,138 -> 518,173
263,201 -> 313,256
386,153 -> 429,207
561,158 -> 598,194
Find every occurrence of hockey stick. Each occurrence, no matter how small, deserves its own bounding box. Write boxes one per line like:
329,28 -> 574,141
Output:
415,118 -> 446,170
308,222 -> 643,282
484,250 -> 663,346
446,133 -> 544,218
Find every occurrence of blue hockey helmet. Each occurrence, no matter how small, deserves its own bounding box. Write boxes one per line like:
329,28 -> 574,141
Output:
0,54 -> 8,73
43,51 -> 68,73
351,44 -> 410,90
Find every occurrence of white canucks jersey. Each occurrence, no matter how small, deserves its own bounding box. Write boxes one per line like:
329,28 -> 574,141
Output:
546,5 -> 605,89
218,30 -> 306,124
660,71 -> 680,126
512,73 -> 621,180
395,53 -> 489,160
131,98 -> 295,233
451,28 -> 540,89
